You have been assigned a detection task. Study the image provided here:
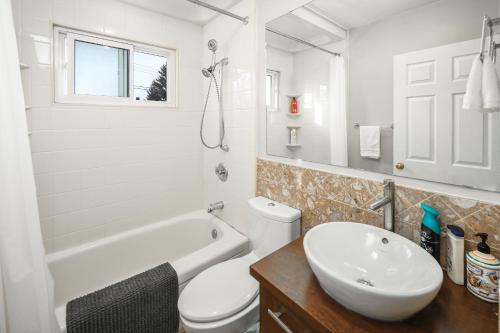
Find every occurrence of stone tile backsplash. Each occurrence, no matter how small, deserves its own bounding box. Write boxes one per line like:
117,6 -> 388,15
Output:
256,159 -> 500,265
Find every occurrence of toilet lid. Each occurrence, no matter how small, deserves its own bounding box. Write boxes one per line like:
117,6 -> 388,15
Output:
178,254 -> 259,322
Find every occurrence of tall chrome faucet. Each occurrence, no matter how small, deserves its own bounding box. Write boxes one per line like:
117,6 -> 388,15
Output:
207,201 -> 224,213
368,179 -> 395,231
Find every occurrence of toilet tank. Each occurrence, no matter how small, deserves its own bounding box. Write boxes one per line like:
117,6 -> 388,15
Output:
247,197 -> 301,258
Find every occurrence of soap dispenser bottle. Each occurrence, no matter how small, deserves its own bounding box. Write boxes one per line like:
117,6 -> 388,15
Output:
420,203 -> 441,262
466,233 -> 499,303
290,97 -> 298,114
290,128 -> 297,145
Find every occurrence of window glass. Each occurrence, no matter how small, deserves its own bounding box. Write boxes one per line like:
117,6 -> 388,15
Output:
266,74 -> 272,108
133,51 -> 168,101
266,70 -> 279,111
74,40 -> 129,97
54,26 -> 177,106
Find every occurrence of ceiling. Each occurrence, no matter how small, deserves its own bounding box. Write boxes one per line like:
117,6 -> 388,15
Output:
266,12 -> 344,53
308,0 -> 441,30
119,0 -> 244,25
120,0 -> 442,28
266,0 -> 443,53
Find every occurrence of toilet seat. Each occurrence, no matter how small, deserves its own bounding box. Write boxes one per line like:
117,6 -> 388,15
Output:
178,253 -> 259,323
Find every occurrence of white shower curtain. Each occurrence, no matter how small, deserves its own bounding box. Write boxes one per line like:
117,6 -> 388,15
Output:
329,55 -> 348,166
0,0 -> 57,332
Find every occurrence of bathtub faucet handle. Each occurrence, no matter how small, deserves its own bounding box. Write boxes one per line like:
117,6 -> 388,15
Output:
207,201 -> 224,213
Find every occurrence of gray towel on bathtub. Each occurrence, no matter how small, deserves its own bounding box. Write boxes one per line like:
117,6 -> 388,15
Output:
66,263 -> 179,333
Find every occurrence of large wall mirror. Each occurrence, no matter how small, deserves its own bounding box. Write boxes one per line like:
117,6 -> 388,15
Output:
265,0 -> 500,192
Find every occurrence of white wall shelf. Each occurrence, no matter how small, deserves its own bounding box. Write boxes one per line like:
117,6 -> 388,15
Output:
286,125 -> 301,129
286,144 -> 302,150
286,112 -> 301,117
286,94 -> 301,98
19,63 -> 30,70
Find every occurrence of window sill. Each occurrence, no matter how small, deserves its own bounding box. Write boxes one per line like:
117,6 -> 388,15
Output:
54,97 -> 178,109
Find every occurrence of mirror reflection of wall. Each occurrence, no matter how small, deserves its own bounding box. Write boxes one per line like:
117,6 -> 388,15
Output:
266,0 -> 500,192
266,12 -> 347,166
347,0 -> 499,176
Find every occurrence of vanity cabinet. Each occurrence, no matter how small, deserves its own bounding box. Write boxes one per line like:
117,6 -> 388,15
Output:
250,237 -> 498,333
260,286 -> 313,333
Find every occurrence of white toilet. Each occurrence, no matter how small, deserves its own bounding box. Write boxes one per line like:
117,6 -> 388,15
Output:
178,196 -> 301,333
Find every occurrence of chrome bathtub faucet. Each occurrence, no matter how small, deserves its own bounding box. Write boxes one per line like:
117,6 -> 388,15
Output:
368,179 -> 395,232
207,201 -> 224,213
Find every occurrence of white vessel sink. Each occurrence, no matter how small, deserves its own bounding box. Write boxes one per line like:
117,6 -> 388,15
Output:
303,222 -> 443,321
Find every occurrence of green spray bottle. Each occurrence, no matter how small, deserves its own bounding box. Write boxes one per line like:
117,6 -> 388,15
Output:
420,203 -> 440,261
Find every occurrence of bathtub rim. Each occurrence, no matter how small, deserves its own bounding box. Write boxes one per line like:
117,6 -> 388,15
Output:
46,210 -> 232,263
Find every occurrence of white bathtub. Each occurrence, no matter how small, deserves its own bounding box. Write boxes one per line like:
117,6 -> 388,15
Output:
46,210 -> 249,332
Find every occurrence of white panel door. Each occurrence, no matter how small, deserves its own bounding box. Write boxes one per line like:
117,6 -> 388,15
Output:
394,39 -> 500,190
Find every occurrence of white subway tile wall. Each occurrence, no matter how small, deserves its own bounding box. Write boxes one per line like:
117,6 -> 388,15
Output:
201,0 -> 257,237
13,0 -> 205,253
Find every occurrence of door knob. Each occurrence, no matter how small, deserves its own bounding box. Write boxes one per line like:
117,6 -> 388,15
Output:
395,162 -> 405,170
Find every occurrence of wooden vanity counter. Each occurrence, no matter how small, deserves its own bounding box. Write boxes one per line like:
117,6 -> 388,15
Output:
250,237 -> 498,333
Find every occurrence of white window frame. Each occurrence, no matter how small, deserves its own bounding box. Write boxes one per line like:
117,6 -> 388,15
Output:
266,69 -> 280,112
53,26 -> 178,108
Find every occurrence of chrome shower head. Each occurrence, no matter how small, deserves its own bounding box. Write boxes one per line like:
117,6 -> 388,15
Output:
202,67 -> 212,78
208,39 -> 218,53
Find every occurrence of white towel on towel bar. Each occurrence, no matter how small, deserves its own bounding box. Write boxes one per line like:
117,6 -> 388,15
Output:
463,54 -> 483,111
481,56 -> 500,111
360,126 -> 381,159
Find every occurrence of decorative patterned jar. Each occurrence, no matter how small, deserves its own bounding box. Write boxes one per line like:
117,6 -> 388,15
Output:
466,233 -> 499,303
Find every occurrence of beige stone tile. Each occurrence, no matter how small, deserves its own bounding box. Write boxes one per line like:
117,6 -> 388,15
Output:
437,195 -> 486,218
347,208 -> 384,229
291,169 -> 325,201
256,159 -> 297,187
395,221 -> 415,243
463,206 -> 500,248
300,198 -> 383,233
270,163 -> 305,194
255,159 -> 271,180
341,177 -> 383,208
394,186 -> 433,213
256,159 -> 499,261
301,169 -> 345,200
396,205 -> 423,228
329,198 -> 383,227
300,198 -> 344,234
256,177 -> 274,198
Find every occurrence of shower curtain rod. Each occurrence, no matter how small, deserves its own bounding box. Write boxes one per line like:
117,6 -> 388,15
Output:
266,27 -> 341,57
185,0 -> 248,24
